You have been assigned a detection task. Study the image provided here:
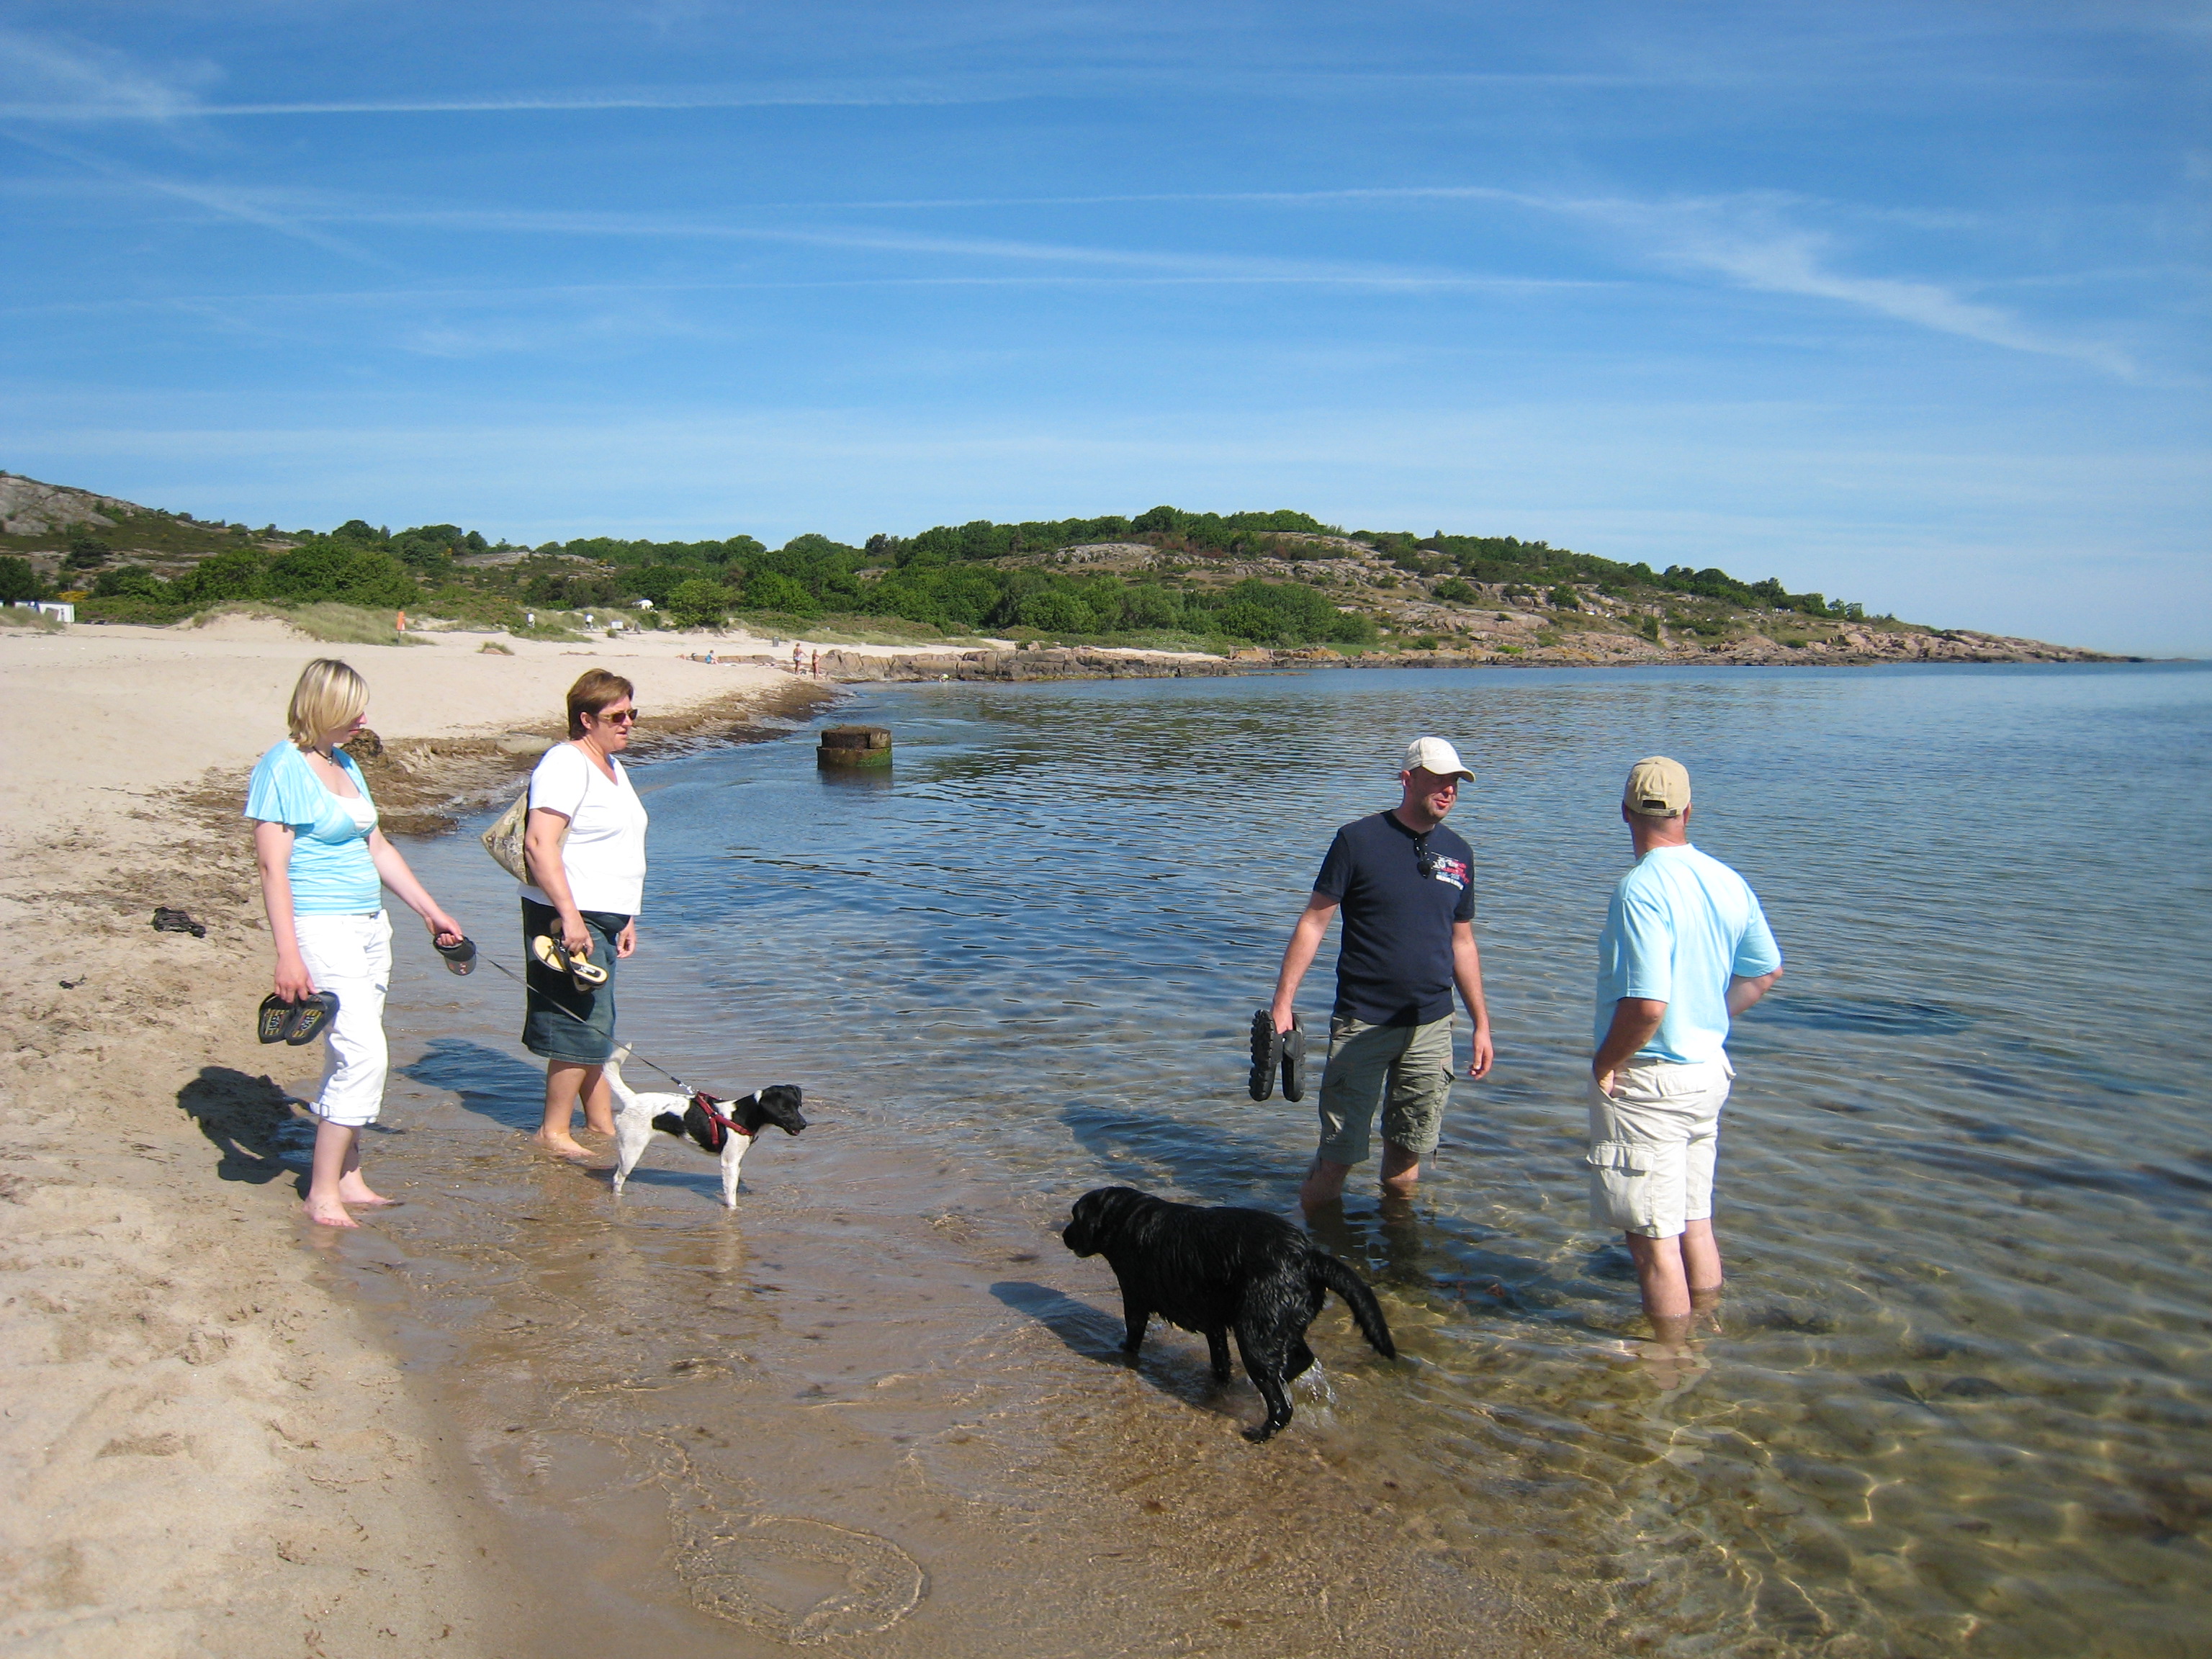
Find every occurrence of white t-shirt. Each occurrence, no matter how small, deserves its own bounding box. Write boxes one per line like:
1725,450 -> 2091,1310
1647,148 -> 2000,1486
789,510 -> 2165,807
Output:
521,742 -> 649,916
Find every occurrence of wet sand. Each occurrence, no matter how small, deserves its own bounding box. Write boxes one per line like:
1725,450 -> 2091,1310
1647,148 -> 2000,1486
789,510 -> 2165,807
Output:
333,1051 -> 1609,1656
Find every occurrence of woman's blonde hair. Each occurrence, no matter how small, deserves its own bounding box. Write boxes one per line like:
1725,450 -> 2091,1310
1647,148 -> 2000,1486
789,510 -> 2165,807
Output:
566,668 -> 637,738
287,658 -> 370,749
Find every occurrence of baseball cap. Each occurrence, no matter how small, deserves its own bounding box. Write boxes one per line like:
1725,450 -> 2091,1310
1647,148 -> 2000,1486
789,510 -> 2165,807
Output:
1623,755 -> 1691,817
1403,737 -> 1475,782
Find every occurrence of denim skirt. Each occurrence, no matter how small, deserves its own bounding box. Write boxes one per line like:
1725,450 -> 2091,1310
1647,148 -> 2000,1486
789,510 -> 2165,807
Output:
520,896 -> 626,1064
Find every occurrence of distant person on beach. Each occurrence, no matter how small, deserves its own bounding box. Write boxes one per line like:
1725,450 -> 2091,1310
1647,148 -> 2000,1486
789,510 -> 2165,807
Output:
1588,757 -> 1782,1373
520,669 -> 649,1159
248,658 -> 467,1228
1270,738 -> 1495,1210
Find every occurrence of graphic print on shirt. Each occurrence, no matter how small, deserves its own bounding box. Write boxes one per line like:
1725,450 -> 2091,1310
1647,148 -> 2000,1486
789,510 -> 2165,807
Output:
1427,857 -> 1469,891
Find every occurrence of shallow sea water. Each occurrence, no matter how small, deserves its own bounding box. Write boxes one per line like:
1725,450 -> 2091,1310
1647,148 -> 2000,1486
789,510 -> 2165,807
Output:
330,662 -> 2208,1657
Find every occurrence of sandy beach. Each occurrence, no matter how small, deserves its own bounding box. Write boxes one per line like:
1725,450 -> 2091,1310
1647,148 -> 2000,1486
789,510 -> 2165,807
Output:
0,618 -> 819,1655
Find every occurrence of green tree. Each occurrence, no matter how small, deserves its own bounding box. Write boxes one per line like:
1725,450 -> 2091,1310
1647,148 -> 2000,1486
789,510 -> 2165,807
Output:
92,565 -> 165,599
0,556 -> 40,603
667,578 -> 729,629
174,548 -> 267,603
1547,584 -> 1581,611
629,565 -> 691,606
743,571 -> 819,616
1016,590 -> 1092,634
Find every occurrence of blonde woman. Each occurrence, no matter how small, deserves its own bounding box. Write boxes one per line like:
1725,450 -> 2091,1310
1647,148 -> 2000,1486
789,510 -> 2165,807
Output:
521,668 -> 647,1158
248,659 -> 466,1228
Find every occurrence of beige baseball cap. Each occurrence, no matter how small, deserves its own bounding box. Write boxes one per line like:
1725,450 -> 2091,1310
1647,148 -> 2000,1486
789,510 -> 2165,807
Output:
1623,755 -> 1691,817
1403,737 -> 1475,782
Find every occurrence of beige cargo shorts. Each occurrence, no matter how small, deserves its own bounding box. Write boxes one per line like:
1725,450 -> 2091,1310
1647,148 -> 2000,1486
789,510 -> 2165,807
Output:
1586,1056 -> 1733,1238
1315,1012 -> 1456,1165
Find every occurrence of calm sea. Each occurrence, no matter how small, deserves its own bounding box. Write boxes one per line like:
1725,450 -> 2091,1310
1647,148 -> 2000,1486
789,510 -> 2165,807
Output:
348,662 -> 2210,1657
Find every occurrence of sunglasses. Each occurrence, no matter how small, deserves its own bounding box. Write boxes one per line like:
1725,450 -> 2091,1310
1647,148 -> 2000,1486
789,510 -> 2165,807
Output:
593,707 -> 639,724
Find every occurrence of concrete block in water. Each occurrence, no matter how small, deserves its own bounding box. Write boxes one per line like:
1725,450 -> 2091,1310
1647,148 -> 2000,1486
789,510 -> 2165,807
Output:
817,724 -> 893,768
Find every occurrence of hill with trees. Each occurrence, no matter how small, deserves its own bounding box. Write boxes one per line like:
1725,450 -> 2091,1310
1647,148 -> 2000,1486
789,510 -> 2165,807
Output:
0,476 -> 2110,665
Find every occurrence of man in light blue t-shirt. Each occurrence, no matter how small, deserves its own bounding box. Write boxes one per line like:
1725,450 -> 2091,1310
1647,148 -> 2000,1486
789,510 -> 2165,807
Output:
1589,756 -> 1783,1372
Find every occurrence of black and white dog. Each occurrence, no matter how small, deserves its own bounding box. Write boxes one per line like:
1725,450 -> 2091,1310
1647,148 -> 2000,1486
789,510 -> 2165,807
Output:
605,1046 -> 806,1209
1061,1185 -> 1397,1441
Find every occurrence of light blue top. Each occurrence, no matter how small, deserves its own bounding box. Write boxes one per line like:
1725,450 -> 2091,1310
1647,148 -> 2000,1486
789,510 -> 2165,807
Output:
243,741 -> 382,914
1595,842 -> 1782,1064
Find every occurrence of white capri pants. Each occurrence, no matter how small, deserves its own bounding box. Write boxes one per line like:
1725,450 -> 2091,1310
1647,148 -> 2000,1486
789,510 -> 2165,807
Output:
292,911 -> 392,1128
1586,1055 -> 1733,1239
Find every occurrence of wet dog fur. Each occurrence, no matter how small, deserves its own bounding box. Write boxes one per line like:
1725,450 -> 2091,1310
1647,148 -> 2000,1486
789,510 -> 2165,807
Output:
1061,1184 -> 1396,1440
605,1046 -> 806,1209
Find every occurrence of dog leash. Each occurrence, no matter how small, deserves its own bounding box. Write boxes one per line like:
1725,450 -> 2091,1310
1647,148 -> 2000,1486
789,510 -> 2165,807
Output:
477,951 -> 709,1097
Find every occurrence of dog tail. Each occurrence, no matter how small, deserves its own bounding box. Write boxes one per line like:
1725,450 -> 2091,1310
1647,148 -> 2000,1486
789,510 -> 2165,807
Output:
651,1111 -> 687,1138
1315,1254 -> 1397,1360
603,1044 -> 638,1109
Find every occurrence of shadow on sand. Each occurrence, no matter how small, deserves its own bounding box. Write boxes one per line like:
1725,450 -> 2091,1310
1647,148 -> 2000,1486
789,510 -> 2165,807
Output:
174,1065 -> 318,1192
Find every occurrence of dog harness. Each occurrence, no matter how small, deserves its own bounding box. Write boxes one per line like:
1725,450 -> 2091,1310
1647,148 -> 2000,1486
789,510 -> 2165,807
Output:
690,1091 -> 753,1153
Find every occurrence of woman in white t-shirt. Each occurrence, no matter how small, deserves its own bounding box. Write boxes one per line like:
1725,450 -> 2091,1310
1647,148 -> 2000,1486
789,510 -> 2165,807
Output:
520,669 -> 650,1159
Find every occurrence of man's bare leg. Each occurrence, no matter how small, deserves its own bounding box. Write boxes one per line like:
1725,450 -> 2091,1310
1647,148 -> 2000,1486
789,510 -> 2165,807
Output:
1681,1219 -> 1723,1332
1300,1157 -> 1352,1210
1627,1228 -> 1720,1385
1379,1140 -> 1421,1196
1302,1139 -> 1421,1210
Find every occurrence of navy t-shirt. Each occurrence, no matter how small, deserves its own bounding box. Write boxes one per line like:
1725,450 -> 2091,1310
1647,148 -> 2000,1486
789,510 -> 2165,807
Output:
1313,811 -> 1476,1026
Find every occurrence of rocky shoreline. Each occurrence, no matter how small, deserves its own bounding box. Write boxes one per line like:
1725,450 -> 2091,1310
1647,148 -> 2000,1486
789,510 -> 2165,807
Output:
700,625 -> 2124,686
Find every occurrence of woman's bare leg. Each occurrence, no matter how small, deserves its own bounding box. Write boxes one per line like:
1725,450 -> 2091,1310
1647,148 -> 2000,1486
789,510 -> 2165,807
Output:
536,1061 -> 606,1157
305,1121 -> 362,1227
578,1065 -> 615,1136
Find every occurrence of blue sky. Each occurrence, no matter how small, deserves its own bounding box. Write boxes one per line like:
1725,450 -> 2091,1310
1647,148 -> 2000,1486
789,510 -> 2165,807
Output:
1,2 -> 2204,652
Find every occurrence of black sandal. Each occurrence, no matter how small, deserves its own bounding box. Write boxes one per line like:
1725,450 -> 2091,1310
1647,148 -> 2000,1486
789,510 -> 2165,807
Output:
284,991 -> 341,1045
1279,1012 -> 1308,1102
257,994 -> 294,1044
435,934 -> 477,975
1249,1010 -> 1283,1102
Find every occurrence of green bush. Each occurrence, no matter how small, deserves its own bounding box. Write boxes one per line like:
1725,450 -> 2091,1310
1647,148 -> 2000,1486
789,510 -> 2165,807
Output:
0,556 -> 41,603
1432,577 -> 1478,603
93,565 -> 165,599
744,571 -> 819,616
666,578 -> 729,629
1015,590 -> 1094,634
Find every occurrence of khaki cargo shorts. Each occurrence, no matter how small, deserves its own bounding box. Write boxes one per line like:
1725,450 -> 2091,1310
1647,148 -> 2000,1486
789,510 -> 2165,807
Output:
1586,1056 -> 1733,1239
1315,1012 -> 1456,1165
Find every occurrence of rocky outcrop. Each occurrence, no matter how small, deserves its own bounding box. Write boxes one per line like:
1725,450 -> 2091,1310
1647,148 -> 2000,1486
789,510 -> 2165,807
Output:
0,473 -> 137,537
1249,626 -> 2124,670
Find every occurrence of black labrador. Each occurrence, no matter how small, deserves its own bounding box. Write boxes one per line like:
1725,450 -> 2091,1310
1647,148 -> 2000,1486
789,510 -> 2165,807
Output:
1061,1184 -> 1396,1441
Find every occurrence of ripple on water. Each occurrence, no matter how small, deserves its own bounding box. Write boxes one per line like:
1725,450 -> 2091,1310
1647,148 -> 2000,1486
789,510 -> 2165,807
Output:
367,664 -> 2210,1657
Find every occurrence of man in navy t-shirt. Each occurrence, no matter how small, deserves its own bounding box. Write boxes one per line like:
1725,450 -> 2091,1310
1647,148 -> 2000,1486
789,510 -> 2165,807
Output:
1270,737 -> 1496,1210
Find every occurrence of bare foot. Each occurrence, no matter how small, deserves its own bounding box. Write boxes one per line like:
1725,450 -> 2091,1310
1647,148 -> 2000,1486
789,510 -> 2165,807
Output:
302,1198 -> 359,1228
534,1130 -> 595,1161
336,1177 -> 396,1207
1635,1340 -> 1710,1393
